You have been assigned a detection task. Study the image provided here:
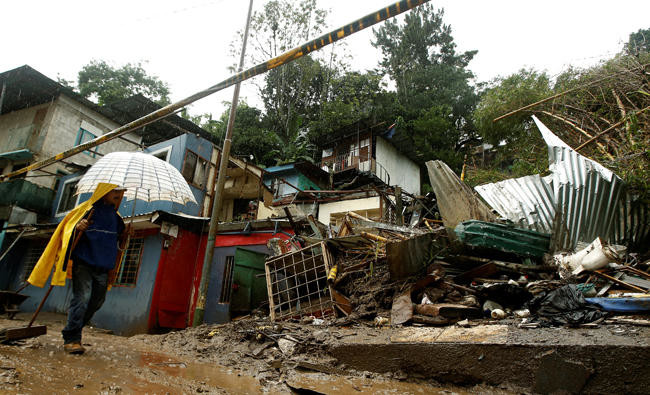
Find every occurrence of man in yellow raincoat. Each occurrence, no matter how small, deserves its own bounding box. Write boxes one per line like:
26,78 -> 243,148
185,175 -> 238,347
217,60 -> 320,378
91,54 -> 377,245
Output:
28,183 -> 127,354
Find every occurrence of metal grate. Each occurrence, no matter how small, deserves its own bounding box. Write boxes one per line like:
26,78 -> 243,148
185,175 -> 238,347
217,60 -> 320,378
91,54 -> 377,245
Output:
265,242 -> 335,321
115,237 -> 144,286
220,255 -> 235,303
22,240 -> 48,281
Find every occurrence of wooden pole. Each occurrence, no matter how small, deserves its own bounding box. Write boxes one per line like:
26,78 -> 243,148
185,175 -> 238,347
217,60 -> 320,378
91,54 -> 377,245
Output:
193,0 -> 254,326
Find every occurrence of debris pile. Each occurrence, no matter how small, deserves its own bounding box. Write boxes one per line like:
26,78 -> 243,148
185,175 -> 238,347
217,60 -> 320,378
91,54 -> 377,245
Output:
261,118 -> 649,331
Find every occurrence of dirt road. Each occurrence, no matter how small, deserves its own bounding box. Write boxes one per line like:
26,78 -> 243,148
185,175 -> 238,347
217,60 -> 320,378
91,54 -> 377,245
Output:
1,313 -> 505,394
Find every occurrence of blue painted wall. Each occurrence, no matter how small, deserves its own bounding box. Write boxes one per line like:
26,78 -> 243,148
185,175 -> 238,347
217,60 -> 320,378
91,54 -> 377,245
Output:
203,244 -> 270,324
91,233 -> 163,335
8,233 -> 164,336
263,164 -> 321,198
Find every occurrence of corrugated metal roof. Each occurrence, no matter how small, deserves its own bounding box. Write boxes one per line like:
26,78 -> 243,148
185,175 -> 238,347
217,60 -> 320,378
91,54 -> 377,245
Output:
535,117 -> 627,250
475,116 -> 649,251
475,174 -> 555,234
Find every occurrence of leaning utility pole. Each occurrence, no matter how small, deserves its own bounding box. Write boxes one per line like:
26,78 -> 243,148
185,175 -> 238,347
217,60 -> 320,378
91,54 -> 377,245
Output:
193,0 -> 254,326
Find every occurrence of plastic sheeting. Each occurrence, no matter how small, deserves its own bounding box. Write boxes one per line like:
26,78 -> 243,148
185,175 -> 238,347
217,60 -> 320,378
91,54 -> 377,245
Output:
476,117 -> 649,251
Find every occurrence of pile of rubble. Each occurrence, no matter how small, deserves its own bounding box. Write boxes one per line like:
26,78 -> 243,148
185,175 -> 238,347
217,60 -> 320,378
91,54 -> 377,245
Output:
260,118 -> 649,331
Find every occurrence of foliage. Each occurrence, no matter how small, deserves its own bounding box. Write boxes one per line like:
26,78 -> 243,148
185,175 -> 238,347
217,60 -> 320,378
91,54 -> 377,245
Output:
260,56 -> 326,147
189,103 -> 280,168
76,60 -> 170,106
372,4 -> 479,170
307,70 -> 394,142
471,53 -> 650,195
625,27 -> 650,56
229,0 -> 337,164
474,69 -> 552,146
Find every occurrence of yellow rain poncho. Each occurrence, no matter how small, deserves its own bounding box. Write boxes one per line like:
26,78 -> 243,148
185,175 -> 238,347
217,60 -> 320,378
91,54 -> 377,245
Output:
27,183 -> 121,287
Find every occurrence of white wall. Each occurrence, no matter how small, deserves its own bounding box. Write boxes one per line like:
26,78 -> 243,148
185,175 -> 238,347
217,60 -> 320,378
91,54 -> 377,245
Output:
0,103 -> 51,156
32,95 -> 142,188
375,136 -> 420,195
317,196 -> 381,226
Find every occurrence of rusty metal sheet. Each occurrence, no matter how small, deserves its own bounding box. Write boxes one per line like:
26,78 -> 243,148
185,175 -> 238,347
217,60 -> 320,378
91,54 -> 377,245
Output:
387,233 -> 438,280
425,160 -> 496,235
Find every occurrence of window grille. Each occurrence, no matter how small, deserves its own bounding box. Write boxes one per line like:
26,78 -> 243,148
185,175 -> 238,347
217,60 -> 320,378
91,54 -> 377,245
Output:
265,242 -> 335,321
115,237 -> 144,286
22,240 -> 48,281
219,255 -> 235,303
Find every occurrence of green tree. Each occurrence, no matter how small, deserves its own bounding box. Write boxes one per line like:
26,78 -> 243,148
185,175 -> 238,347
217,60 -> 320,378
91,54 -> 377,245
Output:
307,70 -> 396,142
372,4 -> 479,169
230,0 -> 342,163
77,60 -> 170,106
189,103 -> 280,168
474,69 -> 552,146
625,27 -> 650,56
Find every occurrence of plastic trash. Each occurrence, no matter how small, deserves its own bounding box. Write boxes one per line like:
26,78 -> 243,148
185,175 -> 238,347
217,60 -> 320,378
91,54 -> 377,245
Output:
555,237 -> 625,276
525,284 -> 607,326
491,309 -> 506,319
482,300 -> 503,317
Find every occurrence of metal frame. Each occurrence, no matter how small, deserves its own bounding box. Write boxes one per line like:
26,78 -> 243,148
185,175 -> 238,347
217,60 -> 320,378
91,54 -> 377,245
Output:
265,241 -> 335,321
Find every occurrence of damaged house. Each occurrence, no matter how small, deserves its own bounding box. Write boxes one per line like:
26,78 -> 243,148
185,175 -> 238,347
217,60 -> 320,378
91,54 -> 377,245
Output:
0,65 -> 274,334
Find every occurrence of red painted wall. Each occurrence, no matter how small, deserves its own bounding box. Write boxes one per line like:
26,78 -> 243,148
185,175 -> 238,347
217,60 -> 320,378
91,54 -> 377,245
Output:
213,231 -> 292,248
149,229 -> 293,330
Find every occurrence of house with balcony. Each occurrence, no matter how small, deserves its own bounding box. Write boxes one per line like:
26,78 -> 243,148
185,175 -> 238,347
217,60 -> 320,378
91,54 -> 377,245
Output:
314,121 -> 421,226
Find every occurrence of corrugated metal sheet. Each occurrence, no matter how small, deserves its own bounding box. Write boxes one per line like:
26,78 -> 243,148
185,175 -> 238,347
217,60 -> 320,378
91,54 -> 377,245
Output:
475,174 -> 555,233
426,160 -> 496,236
476,116 -> 649,251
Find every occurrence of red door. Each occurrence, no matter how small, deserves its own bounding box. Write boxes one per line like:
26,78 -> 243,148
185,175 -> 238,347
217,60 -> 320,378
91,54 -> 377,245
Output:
150,229 -> 206,329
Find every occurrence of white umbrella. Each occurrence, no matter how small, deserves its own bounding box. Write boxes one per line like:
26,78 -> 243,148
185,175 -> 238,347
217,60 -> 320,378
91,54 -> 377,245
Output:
76,151 -> 197,205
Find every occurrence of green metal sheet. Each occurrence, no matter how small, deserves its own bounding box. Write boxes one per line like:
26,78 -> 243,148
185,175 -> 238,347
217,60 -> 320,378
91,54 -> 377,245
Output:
230,248 -> 269,314
0,179 -> 55,214
0,149 -> 33,161
455,220 -> 550,258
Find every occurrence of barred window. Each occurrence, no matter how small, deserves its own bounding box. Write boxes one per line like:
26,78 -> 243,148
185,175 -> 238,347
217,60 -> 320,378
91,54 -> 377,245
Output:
219,256 -> 235,303
114,237 -> 144,286
22,240 -> 48,281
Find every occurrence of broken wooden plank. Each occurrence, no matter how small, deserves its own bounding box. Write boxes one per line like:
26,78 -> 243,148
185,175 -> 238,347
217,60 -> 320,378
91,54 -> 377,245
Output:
415,303 -> 481,319
390,291 -> 413,326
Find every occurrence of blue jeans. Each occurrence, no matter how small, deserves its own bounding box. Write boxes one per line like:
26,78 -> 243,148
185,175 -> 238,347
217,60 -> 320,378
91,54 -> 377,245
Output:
61,260 -> 108,344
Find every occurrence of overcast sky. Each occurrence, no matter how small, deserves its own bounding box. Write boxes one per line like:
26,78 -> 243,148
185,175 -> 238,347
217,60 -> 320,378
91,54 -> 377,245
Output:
2,0 -> 648,118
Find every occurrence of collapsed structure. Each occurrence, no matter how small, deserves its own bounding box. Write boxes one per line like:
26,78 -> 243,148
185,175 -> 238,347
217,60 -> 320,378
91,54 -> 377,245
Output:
258,116 -> 649,330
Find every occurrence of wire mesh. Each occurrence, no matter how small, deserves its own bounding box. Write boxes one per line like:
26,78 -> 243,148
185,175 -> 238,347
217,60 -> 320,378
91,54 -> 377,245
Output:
22,240 -> 48,281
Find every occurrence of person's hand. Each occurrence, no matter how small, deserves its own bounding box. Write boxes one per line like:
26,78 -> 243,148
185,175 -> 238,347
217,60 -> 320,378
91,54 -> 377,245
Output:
76,219 -> 91,232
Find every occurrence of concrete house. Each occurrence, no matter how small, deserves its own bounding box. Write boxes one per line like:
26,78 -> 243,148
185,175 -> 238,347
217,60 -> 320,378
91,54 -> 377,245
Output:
315,121 -> 421,226
0,65 -> 142,226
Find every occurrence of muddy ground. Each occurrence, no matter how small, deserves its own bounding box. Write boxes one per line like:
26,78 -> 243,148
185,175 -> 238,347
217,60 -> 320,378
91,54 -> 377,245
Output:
0,312 -> 517,394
